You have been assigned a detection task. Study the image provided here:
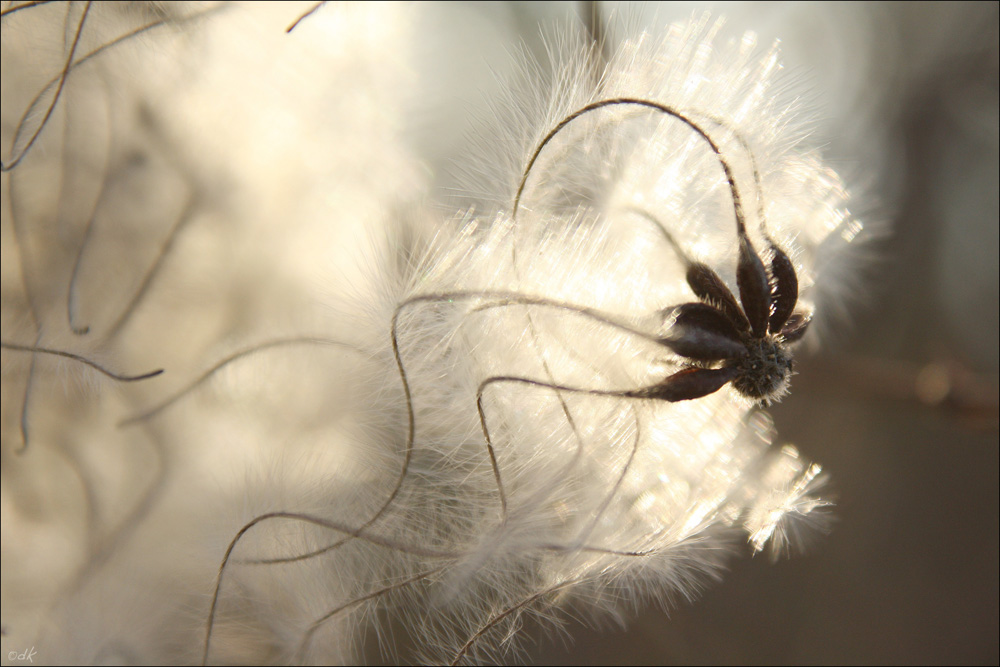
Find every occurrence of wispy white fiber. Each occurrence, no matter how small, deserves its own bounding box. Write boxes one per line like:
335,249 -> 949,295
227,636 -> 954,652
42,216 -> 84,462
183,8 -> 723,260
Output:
1,3 -> 862,665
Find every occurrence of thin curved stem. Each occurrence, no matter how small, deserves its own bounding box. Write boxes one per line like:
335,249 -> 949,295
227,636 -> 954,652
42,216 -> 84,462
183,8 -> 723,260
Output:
4,4 -> 225,173
295,566 -> 447,662
450,578 -> 582,666
512,97 -> 750,241
63,422 -> 167,596
14,331 -> 42,453
104,194 -> 199,340
476,375 -> 657,522
285,1 -> 325,33
625,206 -> 697,268
65,78 -> 113,336
0,0 -> 60,19
573,403 -> 641,548
404,291 -> 657,343
227,324 -> 415,567
2,1 -> 91,172
540,543 -> 655,557
2,341 -> 163,382
201,512 -> 456,666
119,337 -> 359,426
686,111 -> 767,235
507,239 -> 585,530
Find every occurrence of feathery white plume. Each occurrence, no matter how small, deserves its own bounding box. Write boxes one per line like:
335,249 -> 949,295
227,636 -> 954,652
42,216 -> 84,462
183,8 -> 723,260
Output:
1,4 -> 863,664
241,13 -> 851,665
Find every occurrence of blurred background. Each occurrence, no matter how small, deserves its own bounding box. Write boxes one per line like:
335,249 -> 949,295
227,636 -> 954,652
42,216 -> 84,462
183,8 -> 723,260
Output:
2,2 -> 997,665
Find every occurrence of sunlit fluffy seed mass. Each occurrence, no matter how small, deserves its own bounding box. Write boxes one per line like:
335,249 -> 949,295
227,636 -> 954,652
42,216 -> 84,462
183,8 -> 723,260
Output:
0,4 -> 864,665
